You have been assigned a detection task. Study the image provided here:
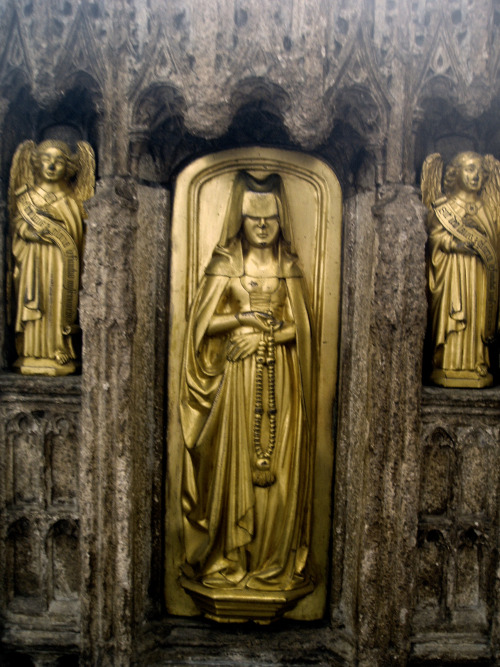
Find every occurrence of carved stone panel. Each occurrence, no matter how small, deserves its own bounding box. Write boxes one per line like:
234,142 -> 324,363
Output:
0,376 -> 81,652
413,387 -> 500,662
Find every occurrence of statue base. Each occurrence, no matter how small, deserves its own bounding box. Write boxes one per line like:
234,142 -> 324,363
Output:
180,576 -> 314,624
14,357 -> 77,377
430,368 -> 493,388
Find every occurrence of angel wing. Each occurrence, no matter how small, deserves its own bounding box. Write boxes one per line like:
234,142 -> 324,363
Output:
421,152 -> 444,211
73,141 -> 95,206
482,154 -> 500,212
8,140 -> 35,222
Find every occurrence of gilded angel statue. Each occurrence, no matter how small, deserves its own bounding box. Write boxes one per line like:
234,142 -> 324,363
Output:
8,139 -> 95,375
421,151 -> 500,387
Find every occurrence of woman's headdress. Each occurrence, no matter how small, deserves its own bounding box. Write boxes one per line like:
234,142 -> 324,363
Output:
218,171 -> 294,248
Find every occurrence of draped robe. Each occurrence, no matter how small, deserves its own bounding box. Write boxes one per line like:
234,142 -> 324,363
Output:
12,186 -> 83,362
180,238 -> 313,591
428,197 -> 499,375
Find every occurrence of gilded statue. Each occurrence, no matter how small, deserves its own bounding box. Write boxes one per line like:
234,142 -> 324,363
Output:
8,139 -> 95,375
422,151 -> 500,387
180,171 -> 313,598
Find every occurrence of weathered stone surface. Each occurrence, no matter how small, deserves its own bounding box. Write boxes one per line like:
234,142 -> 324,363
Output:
0,1 -> 499,665
412,388 -> 500,664
0,376 -> 81,664
78,178 -> 169,665
332,186 -> 428,666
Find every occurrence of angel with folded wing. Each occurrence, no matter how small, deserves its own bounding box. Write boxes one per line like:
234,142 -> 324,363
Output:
8,139 -> 95,375
422,151 -> 500,387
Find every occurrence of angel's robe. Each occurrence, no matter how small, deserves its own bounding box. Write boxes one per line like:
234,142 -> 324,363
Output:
12,185 -> 83,361
428,196 -> 499,375
180,238 -> 313,590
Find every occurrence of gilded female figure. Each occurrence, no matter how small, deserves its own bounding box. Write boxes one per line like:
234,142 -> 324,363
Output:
9,139 -> 94,375
422,151 -> 500,387
180,172 -> 313,591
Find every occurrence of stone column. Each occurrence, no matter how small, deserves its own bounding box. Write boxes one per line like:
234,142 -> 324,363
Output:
79,177 -> 169,664
332,186 -> 427,664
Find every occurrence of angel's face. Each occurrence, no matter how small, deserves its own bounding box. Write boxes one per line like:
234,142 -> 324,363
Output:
457,156 -> 483,194
38,147 -> 67,183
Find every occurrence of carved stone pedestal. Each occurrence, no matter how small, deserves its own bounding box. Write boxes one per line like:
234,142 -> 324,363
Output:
181,577 -> 314,624
430,368 -> 493,389
13,357 -> 77,377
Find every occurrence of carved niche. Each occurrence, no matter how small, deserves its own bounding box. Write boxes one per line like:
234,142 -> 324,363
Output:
165,148 -> 342,623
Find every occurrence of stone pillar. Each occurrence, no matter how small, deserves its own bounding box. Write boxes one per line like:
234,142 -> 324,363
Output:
332,186 -> 427,664
79,177 -> 169,664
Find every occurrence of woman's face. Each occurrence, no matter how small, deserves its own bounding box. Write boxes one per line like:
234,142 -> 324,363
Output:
38,146 -> 67,183
241,191 -> 280,248
243,214 -> 280,248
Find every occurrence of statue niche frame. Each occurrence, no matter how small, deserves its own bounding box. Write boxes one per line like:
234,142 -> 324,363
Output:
165,147 -> 342,621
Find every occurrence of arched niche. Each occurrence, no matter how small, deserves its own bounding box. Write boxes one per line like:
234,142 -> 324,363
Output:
165,147 -> 342,622
5,412 -> 41,506
322,82 -> 389,196
37,87 -> 100,152
129,86 -> 295,185
132,99 -> 377,198
129,74 -> 379,196
413,96 -> 480,184
420,427 -> 456,516
316,119 -> 377,197
140,90 -> 379,615
129,83 -> 186,183
414,94 -> 500,384
46,417 -> 78,506
1,83 -> 100,193
413,94 -> 500,184
6,517 -> 42,611
0,82 -> 100,368
47,519 -> 80,605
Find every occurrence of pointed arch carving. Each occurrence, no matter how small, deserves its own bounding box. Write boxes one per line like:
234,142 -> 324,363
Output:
129,23 -> 183,103
0,8 -> 32,92
54,6 -> 105,90
413,20 -> 466,104
325,27 -> 391,146
323,2 -> 363,88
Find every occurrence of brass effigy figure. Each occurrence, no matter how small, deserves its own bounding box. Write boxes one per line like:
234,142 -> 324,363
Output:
422,151 -> 500,387
166,147 -> 341,623
180,172 -> 313,596
9,139 -> 95,375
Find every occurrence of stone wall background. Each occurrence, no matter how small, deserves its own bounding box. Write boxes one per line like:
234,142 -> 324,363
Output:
0,0 -> 499,665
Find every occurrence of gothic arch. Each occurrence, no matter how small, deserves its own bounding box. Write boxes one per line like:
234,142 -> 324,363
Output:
128,84 -> 186,182
229,77 -> 291,120
0,8 -> 33,98
323,27 -> 391,192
